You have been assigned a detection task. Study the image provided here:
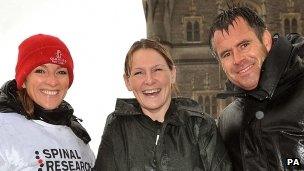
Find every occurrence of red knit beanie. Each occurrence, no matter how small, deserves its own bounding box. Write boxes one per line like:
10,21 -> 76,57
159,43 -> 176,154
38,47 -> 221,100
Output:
15,34 -> 74,90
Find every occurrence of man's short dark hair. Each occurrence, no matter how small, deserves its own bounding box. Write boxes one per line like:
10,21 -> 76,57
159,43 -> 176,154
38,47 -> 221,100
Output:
209,6 -> 267,57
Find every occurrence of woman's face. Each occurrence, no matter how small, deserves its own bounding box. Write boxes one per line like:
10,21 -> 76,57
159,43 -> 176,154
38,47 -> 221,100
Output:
23,63 -> 69,110
124,48 -> 176,114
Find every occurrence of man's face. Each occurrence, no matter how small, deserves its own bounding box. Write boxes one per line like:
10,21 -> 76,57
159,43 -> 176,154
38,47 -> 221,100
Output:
212,17 -> 272,90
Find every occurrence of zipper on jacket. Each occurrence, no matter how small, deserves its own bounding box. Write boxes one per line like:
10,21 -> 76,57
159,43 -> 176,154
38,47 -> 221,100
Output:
155,134 -> 160,145
151,129 -> 160,168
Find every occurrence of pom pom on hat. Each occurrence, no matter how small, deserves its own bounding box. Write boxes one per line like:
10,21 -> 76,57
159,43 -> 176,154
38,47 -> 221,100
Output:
15,34 -> 74,89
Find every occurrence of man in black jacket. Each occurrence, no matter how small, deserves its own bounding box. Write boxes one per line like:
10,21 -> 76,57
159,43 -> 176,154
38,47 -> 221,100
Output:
209,6 -> 304,171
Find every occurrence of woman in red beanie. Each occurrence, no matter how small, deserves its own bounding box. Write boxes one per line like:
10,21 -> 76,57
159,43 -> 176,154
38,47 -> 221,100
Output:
0,34 -> 95,170
94,39 -> 231,170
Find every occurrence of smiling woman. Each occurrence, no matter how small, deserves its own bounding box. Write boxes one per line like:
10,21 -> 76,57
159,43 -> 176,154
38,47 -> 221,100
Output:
94,39 -> 232,171
0,34 -> 95,170
22,63 -> 70,110
0,1 -> 147,154
123,39 -> 177,122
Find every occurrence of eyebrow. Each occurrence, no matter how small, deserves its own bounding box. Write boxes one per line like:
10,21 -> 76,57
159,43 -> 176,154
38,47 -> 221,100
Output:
219,48 -> 231,58
132,64 -> 167,70
236,39 -> 250,47
219,39 -> 250,58
36,64 -> 47,69
36,64 -> 67,70
152,64 -> 167,68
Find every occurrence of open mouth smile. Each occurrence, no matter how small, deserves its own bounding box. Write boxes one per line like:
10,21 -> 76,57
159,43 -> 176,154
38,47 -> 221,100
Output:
41,89 -> 59,96
238,64 -> 253,74
142,88 -> 161,96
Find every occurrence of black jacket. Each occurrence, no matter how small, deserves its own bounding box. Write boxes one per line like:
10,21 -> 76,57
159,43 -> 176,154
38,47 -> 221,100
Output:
0,80 -> 91,144
218,33 -> 304,170
94,98 -> 231,171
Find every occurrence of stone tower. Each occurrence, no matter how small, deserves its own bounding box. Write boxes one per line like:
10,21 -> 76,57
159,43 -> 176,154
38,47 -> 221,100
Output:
142,0 -> 304,118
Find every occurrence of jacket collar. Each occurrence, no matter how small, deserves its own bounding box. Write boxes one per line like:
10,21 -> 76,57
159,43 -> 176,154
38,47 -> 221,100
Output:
0,80 -> 25,114
113,98 -> 143,115
257,34 -> 292,99
113,97 -> 203,126
219,34 -> 293,101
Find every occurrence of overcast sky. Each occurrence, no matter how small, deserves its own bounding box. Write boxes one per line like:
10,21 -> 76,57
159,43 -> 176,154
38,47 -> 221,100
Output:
0,0 -> 146,154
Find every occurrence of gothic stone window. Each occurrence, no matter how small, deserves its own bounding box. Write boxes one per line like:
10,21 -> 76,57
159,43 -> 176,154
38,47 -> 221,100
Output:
197,94 -> 217,117
193,21 -> 200,41
284,18 -> 298,34
198,95 -> 204,111
186,22 -> 193,41
183,16 -> 203,42
281,13 -> 301,35
211,95 -> 217,115
205,96 -> 210,114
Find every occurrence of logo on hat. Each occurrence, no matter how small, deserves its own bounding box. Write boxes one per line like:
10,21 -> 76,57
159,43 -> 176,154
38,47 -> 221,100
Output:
50,50 -> 67,65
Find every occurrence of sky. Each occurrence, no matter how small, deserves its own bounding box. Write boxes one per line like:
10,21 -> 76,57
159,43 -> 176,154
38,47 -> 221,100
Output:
0,0 -> 146,155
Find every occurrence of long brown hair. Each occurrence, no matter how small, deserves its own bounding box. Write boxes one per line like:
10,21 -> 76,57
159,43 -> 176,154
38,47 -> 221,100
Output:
17,88 -> 34,117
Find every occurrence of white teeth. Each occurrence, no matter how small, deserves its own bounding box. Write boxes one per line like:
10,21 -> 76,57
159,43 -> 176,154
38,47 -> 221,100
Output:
41,90 -> 58,95
143,89 -> 160,94
239,65 -> 253,74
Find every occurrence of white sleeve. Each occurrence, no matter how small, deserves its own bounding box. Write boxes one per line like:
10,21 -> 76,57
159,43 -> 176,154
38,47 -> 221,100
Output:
0,152 -> 11,170
0,117 -> 12,170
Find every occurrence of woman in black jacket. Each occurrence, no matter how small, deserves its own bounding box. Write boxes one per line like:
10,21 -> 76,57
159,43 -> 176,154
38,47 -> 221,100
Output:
94,39 -> 231,171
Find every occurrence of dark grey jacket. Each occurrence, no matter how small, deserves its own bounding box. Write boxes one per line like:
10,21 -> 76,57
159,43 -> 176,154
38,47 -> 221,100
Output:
218,33 -> 304,171
94,98 -> 231,171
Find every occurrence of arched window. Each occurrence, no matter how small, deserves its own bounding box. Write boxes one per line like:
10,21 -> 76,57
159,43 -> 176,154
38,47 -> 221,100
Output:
194,21 -> 200,41
212,96 -> 217,116
292,18 -> 297,33
205,96 -> 210,114
198,95 -> 204,111
284,19 -> 290,34
183,17 -> 202,42
186,22 -> 193,41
